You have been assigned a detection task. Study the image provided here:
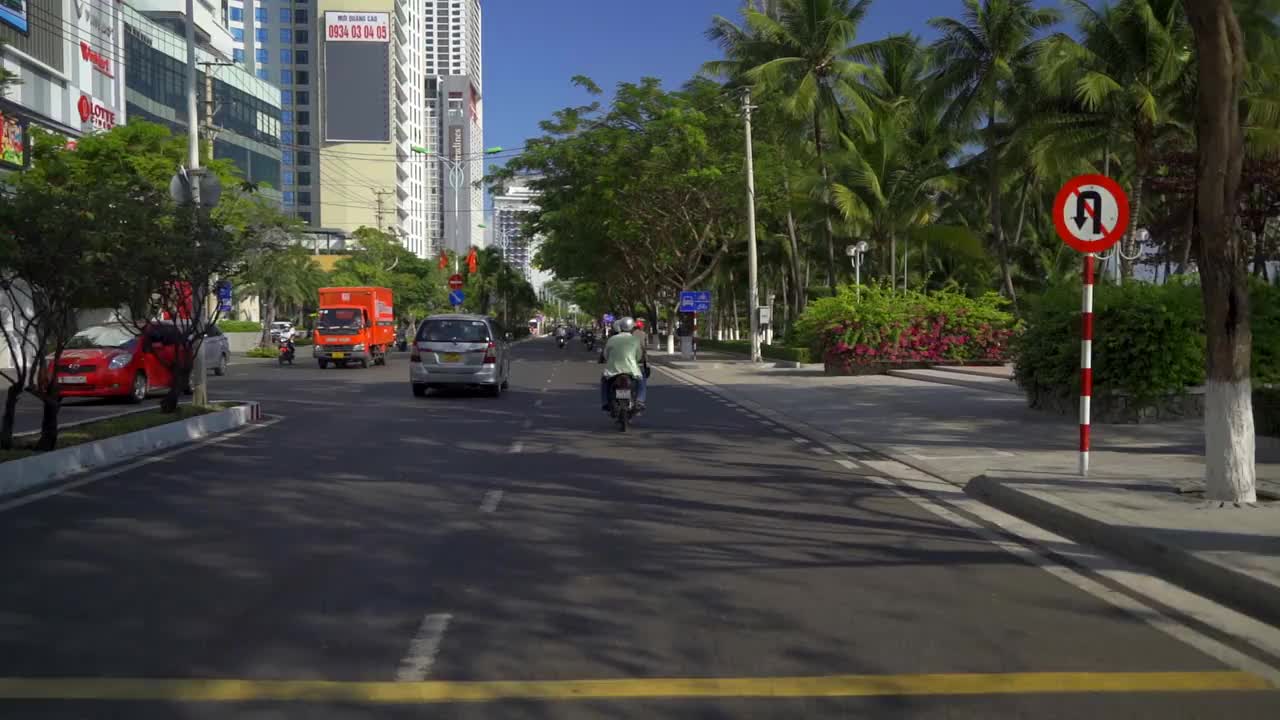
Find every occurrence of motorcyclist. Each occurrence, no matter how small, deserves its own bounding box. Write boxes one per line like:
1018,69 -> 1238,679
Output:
600,316 -> 646,412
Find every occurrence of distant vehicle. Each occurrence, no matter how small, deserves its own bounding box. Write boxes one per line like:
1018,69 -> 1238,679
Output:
202,324 -> 231,377
269,321 -> 294,342
46,324 -> 184,403
313,287 -> 395,368
410,314 -> 512,398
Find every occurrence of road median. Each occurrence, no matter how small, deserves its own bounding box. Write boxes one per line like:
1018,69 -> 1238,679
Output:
0,401 -> 263,500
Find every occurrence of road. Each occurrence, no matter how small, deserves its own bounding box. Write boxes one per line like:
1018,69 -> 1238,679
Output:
0,337 -> 1277,718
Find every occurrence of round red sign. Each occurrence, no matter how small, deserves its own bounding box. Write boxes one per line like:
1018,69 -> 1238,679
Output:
77,95 -> 93,123
448,274 -> 464,290
1053,174 -> 1130,254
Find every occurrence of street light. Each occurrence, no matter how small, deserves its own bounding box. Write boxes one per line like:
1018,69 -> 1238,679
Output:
846,242 -> 869,300
410,145 -> 503,270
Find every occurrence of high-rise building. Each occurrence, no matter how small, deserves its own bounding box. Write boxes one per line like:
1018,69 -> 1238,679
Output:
493,174 -> 550,294
426,0 -> 484,254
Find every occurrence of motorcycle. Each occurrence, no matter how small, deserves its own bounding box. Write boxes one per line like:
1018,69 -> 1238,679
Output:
584,334 -> 595,351
278,337 -> 296,365
608,374 -> 640,432
557,336 -> 567,349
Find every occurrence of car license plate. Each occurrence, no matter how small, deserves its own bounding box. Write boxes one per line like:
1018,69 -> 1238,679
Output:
615,388 -> 631,400
331,352 -> 346,359
442,353 -> 462,363
60,376 -> 87,384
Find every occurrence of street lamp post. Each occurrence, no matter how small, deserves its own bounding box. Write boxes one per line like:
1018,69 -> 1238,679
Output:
846,242 -> 869,301
410,144 -> 503,272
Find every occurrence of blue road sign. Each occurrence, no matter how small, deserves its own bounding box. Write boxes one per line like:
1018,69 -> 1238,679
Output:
449,289 -> 465,306
603,313 -> 615,325
215,281 -> 233,313
678,290 -> 712,313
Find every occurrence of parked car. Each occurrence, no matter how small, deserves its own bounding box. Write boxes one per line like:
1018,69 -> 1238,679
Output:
46,324 -> 186,403
203,324 -> 230,377
410,314 -> 512,397
269,321 -> 295,342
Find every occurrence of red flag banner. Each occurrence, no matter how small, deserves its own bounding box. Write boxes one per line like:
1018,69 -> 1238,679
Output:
467,248 -> 478,274
438,250 -> 449,270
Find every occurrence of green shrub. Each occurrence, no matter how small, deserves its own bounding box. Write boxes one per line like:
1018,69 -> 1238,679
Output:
218,320 -> 262,332
246,346 -> 277,358
695,339 -> 813,363
1250,281 -> 1280,386
794,283 -> 1017,370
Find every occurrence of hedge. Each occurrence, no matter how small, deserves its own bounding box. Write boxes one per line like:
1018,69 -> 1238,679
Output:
795,284 -> 1017,371
218,320 -> 262,332
696,339 -> 813,363
1015,279 -> 1280,404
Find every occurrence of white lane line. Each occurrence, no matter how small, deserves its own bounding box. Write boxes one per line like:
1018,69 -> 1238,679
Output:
811,447 -> 832,456
479,490 -> 504,513
909,450 -> 1016,460
792,437 -> 810,444
835,459 -> 858,471
509,441 -> 524,454
395,613 -> 453,682
0,416 -> 284,514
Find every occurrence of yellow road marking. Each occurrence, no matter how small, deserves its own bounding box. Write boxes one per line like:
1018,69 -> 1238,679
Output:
0,672 -> 1271,704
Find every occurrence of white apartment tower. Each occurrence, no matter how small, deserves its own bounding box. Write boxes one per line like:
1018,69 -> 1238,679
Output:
426,0 -> 484,253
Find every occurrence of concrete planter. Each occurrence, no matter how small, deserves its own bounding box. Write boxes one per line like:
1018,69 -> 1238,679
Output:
225,332 -> 264,353
1024,384 -> 1205,424
0,402 -> 262,499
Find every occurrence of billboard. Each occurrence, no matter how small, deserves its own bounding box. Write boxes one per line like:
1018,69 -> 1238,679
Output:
449,125 -> 463,161
0,0 -> 27,34
0,109 -> 27,170
323,11 -> 390,142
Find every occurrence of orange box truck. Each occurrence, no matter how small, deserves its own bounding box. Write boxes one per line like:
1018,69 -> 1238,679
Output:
313,287 -> 395,368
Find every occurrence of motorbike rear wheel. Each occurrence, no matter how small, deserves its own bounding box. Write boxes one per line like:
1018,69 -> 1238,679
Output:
616,400 -> 629,432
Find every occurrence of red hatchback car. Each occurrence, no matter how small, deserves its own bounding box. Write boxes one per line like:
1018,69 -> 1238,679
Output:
47,324 -> 186,403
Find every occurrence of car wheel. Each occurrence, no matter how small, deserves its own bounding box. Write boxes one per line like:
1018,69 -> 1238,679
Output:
486,383 -> 502,398
129,372 -> 148,404
500,378 -> 510,390
318,359 -> 329,369
412,383 -> 428,398
360,358 -> 370,369
214,353 -> 228,376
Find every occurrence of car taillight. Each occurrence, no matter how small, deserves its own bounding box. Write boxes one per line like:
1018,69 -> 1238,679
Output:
483,342 -> 497,364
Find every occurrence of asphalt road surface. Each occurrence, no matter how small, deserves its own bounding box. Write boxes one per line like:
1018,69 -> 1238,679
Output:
0,338 -> 1277,718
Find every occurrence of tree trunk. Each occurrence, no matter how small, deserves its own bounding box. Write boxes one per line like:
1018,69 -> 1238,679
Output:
781,174 -> 805,315
889,232 -> 897,291
988,112 -> 1018,310
813,110 -> 838,292
1122,172 -> 1147,280
36,394 -> 59,452
1,381 -> 21,450
1012,176 -> 1031,248
260,291 -> 276,348
1185,0 -> 1255,503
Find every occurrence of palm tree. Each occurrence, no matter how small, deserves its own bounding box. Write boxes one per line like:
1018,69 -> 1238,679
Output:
928,0 -> 1061,305
1036,0 -> 1191,276
707,0 -> 878,290
237,244 -> 326,347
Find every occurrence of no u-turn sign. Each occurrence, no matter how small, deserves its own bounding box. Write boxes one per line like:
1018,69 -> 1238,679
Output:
1053,174 -> 1130,254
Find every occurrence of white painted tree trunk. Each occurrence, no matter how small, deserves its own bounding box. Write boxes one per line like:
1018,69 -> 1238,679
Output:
1204,379 -> 1257,502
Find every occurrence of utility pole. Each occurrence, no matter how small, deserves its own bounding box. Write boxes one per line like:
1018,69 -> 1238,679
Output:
374,189 -> 393,232
742,88 -> 762,363
184,0 -> 209,407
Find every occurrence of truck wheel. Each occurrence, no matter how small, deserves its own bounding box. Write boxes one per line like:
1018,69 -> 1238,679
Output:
318,359 -> 329,369
412,383 -> 428,398
360,357 -> 370,369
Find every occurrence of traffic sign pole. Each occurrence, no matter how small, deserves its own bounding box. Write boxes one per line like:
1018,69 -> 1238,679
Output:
1080,253 -> 1095,476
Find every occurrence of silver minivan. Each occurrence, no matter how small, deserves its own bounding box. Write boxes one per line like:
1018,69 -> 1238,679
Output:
410,314 -> 512,397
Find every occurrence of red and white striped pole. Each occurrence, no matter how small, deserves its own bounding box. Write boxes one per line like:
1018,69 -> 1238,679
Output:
1079,253 -> 1095,476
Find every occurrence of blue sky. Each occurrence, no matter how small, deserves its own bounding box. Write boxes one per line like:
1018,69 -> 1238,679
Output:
481,0 -> 1062,166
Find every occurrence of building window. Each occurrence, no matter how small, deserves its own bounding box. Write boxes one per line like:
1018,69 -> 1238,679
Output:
283,171 -> 295,185
299,212 -> 312,224
298,151 -> 311,166
295,70 -> 309,85
295,9 -> 308,23
299,172 -> 312,185
282,130 -> 295,144
297,111 -> 310,125
280,69 -> 293,84
280,7 -> 291,22
256,68 -> 268,80
232,27 -> 244,41
255,49 -> 268,63
281,110 -> 294,124
299,191 -> 311,205
283,150 -> 295,165
296,49 -> 309,64
280,48 -> 292,63
233,48 -> 245,62
255,7 -> 267,22
256,28 -> 267,42
280,28 -> 293,43
297,90 -> 310,105
298,131 -> 310,145
230,6 -> 242,21
296,29 -> 309,43
283,191 -> 296,206
281,89 -> 293,106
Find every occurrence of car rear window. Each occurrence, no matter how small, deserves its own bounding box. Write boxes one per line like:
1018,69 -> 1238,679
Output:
418,320 -> 491,343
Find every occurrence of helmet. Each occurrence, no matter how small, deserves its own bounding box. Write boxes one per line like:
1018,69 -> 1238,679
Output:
616,316 -> 636,333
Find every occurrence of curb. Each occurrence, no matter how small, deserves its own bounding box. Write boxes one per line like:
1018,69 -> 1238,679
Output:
966,474 -> 1280,628
887,368 -> 1021,395
0,402 -> 263,500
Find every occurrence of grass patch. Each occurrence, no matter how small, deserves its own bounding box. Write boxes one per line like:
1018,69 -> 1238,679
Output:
696,339 -> 814,363
218,320 -> 262,332
246,346 -> 278,358
0,404 -> 222,463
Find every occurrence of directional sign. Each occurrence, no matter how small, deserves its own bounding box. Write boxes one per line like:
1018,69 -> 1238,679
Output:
603,313 -> 615,325
1053,174 -> 1129,254
448,274 -> 464,290
679,290 -> 712,314
215,281 -> 233,313
449,289 -> 465,307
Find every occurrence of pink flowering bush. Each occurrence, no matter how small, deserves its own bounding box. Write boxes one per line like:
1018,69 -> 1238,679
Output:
794,284 -> 1018,374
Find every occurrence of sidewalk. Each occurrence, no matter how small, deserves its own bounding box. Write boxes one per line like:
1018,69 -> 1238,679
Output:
653,352 -> 1280,626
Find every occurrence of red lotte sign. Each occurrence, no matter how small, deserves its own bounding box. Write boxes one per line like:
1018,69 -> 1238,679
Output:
77,94 -> 116,131
80,41 -> 113,77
